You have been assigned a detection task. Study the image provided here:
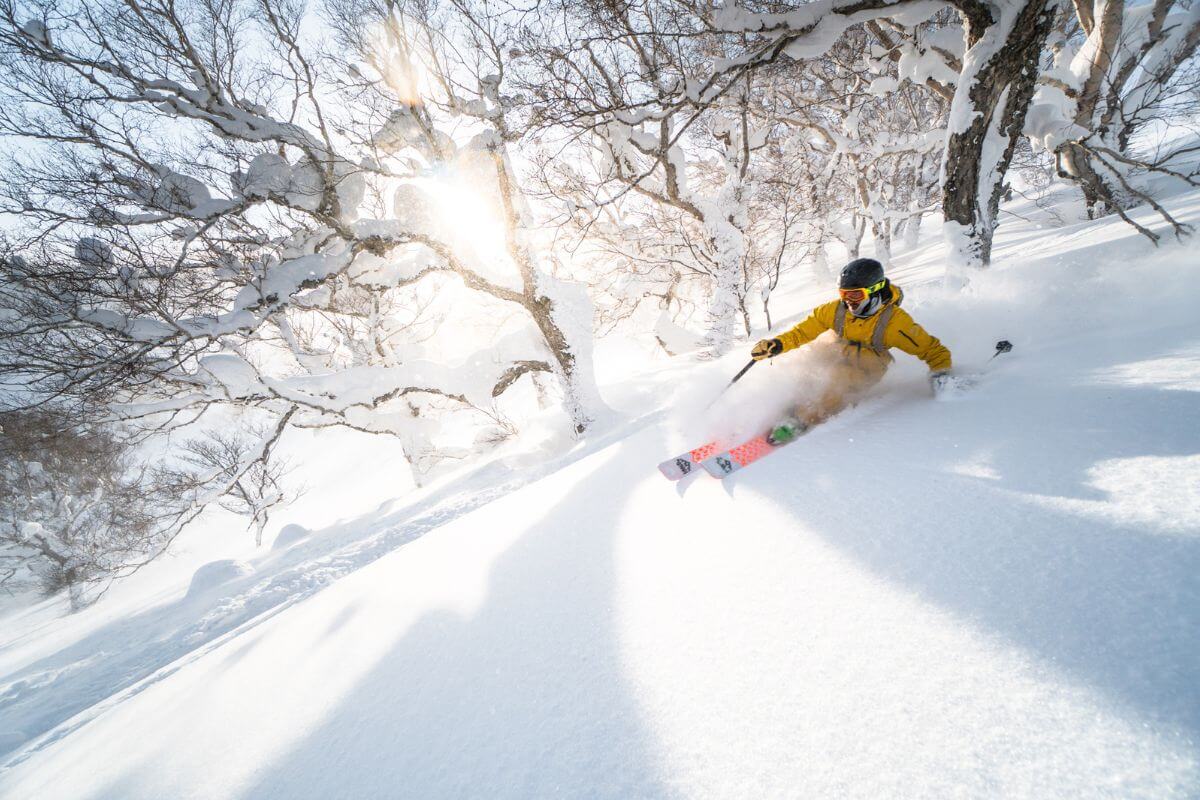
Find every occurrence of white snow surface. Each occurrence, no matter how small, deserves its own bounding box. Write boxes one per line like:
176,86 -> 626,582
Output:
1,185 -> 1200,798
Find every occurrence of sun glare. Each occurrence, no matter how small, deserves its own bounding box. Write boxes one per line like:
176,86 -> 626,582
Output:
420,172 -> 510,263
367,16 -> 432,108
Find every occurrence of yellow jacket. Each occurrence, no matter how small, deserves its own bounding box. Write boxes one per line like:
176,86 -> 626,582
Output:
777,284 -> 952,372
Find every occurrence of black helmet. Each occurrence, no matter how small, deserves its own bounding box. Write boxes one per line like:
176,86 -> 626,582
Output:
838,258 -> 885,290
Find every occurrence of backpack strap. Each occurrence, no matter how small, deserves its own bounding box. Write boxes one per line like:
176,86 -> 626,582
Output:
870,303 -> 898,354
834,301 -> 846,338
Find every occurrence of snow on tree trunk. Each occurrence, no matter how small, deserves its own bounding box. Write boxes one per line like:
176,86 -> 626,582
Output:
1053,0 -> 1128,218
835,214 -> 866,262
872,217 -> 893,267
854,173 -> 892,267
941,0 -> 1056,277
700,216 -> 745,356
487,142 -> 607,435
902,211 -> 923,250
654,308 -> 704,357
528,273 -> 606,435
810,223 -> 834,284
1029,0 -> 1200,234
702,113 -> 754,356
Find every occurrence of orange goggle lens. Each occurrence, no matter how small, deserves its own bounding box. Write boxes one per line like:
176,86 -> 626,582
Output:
839,279 -> 886,305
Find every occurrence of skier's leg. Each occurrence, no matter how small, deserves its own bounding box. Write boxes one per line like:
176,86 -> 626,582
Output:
764,340 -> 833,441
794,351 -> 889,428
797,368 -> 854,427
768,343 -> 888,443
767,344 -> 846,442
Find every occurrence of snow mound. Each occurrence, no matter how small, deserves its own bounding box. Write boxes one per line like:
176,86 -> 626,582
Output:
74,237 -> 113,273
185,559 -> 254,599
271,524 -> 311,551
20,19 -> 50,47
151,172 -> 213,214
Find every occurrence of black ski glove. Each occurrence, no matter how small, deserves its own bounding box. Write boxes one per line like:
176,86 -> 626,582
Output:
751,338 -> 784,361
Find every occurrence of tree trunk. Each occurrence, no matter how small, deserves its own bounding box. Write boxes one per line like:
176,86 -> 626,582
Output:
811,225 -> 833,283
738,294 -> 752,339
839,214 -> 865,261
1056,142 -> 1122,218
699,216 -> 745,356
902,211 -> 923,250
524,281 -> 605,435
873,218 -> 893,266
490,144 -> 606,435
1054,0 -> 1200,220
902,159 -> 926,250
941,0 -> 1056,273
1053,0 -> 1127,217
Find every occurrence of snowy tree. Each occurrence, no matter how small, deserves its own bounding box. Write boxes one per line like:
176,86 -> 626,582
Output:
1027,0 -> 1200,240
763,21 -> 951,266
546,119 -> 811,348
0,409 -> 190,608
525,0 -> 1056,280
519,1 -> 775,355
0,0 -> 606,509
324,0 -> 608,432
159,426 -> 299,547
519,2 -> 967,349
692,0 -> 1058,275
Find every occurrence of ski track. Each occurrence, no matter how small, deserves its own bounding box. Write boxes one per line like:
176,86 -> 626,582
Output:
0,485 -> 508,769
0,410 -> 664,769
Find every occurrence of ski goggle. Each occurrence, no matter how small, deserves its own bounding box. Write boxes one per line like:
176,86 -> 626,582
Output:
838,279 -> 886,305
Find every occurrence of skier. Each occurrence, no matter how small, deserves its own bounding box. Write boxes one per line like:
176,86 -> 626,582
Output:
750,257 -> 952,443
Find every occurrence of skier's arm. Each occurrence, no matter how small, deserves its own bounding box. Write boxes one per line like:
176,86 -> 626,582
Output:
777,302 -> 837,352
884,311 -> 952,372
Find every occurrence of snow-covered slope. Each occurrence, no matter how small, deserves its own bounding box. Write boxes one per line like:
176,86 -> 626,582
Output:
2,188 -> 1199,798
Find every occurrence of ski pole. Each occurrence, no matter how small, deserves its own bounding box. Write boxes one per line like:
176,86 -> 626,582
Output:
705,359 -> 757,409
726,359 -> 757,386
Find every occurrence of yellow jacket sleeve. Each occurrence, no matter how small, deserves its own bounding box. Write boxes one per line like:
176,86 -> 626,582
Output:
884,309 -> 952,372
776,301 -> 837,353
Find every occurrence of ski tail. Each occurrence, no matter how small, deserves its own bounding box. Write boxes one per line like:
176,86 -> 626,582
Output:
657,441 -> 721,480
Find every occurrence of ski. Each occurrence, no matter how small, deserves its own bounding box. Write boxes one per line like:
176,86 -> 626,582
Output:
657,441 -> 721,480
698,433 -> 786,478
661,422 -> 803,480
